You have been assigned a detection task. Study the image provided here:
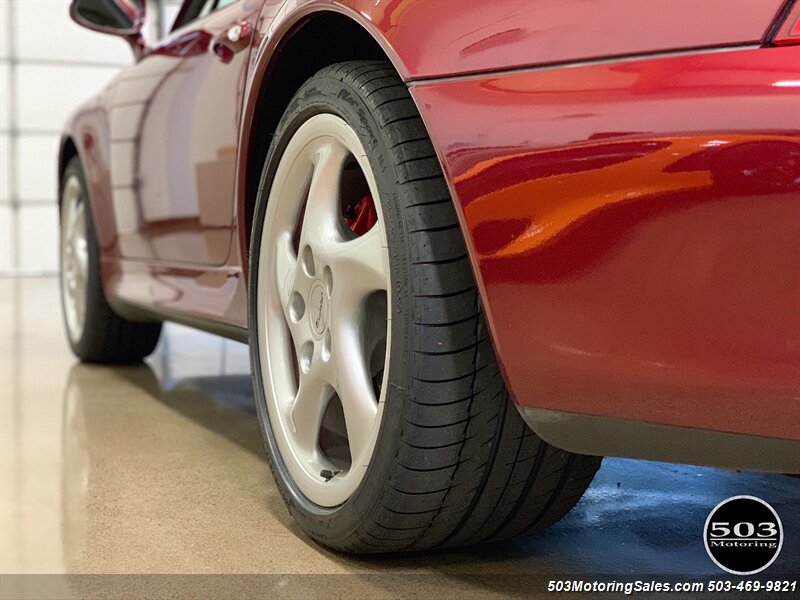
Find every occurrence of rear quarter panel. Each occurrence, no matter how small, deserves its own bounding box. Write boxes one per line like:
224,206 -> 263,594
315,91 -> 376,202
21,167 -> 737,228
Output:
339,0 -> 785,78
410,46 -> 800,441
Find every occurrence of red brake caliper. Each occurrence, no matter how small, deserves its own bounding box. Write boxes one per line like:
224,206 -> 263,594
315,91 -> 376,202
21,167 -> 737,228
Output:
344,194 -> 378,237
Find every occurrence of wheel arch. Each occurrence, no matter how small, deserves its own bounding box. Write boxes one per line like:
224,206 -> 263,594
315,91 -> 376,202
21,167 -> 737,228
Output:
236,7 -> 410,275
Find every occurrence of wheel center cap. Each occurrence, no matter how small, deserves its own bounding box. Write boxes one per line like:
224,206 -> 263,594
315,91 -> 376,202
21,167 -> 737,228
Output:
308,281 -> 328,337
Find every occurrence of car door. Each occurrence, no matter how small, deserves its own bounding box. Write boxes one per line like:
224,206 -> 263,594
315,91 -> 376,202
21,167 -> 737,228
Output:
108,0 -> 259,265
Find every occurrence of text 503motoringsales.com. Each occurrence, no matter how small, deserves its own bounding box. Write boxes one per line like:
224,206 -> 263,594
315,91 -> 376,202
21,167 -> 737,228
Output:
546,579 -> 798,594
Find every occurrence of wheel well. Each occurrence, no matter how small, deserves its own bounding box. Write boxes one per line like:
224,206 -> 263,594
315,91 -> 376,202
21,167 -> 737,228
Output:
243,12 -> 386,249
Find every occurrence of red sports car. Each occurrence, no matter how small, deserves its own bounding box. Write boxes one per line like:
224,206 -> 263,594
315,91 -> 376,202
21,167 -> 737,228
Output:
60,0 -> 800,552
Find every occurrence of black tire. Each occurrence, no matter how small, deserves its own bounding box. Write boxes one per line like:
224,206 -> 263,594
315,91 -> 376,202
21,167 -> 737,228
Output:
249,61 -> 601,553
59,156 -> 162,364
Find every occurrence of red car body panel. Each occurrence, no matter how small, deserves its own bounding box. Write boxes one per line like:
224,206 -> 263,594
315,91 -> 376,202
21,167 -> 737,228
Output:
107,2 -> 258,266
411,46 -> 800,442
61,0 -> 800,448
335,0 -> 785,79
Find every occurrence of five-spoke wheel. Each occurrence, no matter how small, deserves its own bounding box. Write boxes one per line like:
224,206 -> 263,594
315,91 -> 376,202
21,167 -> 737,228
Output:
255,114 -> 390,506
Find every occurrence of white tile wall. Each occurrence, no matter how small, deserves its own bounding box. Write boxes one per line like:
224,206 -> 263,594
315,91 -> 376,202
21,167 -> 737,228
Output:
0,206 -> 13,272
1,0 -> 140,274
0,1 -> 9,59
19,205 -> 59,271
17,134 -> 60,201
0,62 -> 10,131
0,134 -> 10,201
15,0 -> 132,64
15,64 -> 121,132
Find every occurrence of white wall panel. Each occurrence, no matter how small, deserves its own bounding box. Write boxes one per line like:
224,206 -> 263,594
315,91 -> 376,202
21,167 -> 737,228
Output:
15,0 -> 131,65
0,206 -> 13,272
19,205 -> 58,272
15,64 -> 120,132
0,134 -> 10,201
0,62 -> 10,131
16,135 -> 60,201
0,2 -> 10,60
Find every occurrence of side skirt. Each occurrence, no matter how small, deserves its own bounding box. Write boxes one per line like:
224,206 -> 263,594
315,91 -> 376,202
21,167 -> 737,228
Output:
518,407 -> 800,474
107,297 -> 249,344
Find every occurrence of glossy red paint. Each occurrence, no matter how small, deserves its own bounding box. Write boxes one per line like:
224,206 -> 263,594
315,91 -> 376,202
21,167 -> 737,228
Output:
411,46 -> 800,441
336,0 -> 785,79
60,0 -> 799,444
104,257 -> 248,325
106,0 -> 259,266
233,0 -> 787,263
63,1 -> 262,328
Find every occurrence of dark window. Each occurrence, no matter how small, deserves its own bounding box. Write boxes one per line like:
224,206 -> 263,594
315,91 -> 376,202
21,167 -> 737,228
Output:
171,0 -> 238,32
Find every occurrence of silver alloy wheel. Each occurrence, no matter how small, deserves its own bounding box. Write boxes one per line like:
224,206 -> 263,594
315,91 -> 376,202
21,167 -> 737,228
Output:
60,174 -> 89,345
257,114 -> 391,507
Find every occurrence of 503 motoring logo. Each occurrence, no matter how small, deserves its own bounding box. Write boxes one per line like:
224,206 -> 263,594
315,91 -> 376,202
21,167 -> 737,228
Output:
704,495 -> 784,575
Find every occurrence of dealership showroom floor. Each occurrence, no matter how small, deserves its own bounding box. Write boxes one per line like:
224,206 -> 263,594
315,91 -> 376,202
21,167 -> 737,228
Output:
2,278 -> 798,597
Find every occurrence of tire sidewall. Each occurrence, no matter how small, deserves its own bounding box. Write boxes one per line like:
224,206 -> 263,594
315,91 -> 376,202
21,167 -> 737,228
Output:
248,71 -> 413,548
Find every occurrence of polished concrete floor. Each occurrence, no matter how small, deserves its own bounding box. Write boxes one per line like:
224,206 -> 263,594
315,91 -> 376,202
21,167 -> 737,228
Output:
1,278 -> 798,596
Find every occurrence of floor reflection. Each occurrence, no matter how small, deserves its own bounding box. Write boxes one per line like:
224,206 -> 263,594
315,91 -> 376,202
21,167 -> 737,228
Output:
60,362 -> 265,570
56,360 -> 294,575
2,278 -> 798,581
